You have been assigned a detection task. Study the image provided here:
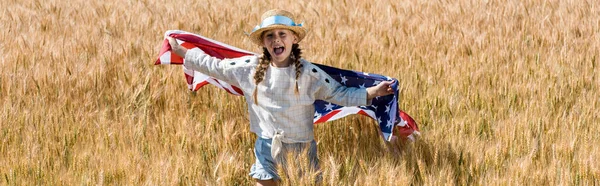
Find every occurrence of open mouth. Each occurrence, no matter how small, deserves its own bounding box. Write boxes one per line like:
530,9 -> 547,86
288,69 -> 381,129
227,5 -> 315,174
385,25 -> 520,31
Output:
273,46 -> 285,55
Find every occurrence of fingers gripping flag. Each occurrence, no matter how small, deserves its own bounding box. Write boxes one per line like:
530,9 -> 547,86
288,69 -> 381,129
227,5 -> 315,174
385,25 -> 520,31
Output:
155,30 -> 420,141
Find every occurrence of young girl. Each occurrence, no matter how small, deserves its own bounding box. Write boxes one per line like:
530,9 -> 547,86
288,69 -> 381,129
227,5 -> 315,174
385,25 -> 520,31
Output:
167,9 -> 394,185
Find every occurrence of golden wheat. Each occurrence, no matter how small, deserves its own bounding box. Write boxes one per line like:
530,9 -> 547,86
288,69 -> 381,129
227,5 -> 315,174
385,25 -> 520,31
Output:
0,0 -> 598,185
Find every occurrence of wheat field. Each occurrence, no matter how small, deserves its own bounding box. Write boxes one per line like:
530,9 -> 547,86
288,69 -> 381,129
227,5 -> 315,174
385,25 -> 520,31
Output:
1,0 -> 599,185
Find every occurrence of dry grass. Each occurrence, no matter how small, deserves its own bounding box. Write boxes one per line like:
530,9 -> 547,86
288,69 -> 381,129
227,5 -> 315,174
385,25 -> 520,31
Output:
1,0 -> 599,185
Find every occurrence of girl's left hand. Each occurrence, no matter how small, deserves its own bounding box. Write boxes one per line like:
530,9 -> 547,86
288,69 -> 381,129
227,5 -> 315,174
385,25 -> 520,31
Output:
366,80 -> 395,100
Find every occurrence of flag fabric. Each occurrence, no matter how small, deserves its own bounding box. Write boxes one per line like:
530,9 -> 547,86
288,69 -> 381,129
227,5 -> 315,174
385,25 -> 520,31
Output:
155,30 -> 420,141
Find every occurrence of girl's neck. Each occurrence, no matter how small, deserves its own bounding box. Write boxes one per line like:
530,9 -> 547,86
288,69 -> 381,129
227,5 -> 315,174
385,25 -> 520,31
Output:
270,57 -> 292,67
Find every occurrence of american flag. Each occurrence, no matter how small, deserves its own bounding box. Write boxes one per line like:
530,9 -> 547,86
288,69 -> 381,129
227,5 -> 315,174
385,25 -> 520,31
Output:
155,30 -> 419,141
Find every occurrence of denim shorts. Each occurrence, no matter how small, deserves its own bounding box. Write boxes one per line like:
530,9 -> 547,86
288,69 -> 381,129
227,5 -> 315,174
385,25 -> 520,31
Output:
249,137 -> 319,181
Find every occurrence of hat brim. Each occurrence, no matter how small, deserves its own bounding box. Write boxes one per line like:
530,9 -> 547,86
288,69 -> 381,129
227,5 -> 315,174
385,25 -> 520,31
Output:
249,25 -> 306,46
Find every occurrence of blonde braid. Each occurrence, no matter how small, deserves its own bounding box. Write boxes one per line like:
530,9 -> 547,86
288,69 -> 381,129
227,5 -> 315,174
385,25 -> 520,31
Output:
253,47 -> 271,104
291,44 -> 303,95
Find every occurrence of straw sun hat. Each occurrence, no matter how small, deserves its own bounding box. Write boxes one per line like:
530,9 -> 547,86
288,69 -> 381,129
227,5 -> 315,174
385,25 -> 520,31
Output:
249,9 -> 307,46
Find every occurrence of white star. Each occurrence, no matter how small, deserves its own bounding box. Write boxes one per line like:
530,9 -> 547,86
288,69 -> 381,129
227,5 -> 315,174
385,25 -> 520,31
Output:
398,119 -> 407,127
377,117 -> 382,124
314,112 -> 321,118
359,84 -> 366,89
340,75 -> 348,85
373,80 -> 381,85
324,102 -> 334,111
363,72 -> 370,76
372,105 -> 378,110
385,105 -> 390,113
386,119 -> 393,128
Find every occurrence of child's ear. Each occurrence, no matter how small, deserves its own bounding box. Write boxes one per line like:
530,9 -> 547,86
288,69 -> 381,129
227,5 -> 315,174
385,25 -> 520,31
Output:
293,35 -> 299,44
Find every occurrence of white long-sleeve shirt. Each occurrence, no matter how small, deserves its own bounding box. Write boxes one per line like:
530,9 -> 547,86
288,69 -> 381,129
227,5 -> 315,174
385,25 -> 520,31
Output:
184,48 -> 369,144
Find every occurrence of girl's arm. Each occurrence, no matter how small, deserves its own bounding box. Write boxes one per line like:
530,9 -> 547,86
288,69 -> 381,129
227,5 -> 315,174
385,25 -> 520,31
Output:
311,63 -> 395,106
167,37 -> 248,87
366,80 -> 395,100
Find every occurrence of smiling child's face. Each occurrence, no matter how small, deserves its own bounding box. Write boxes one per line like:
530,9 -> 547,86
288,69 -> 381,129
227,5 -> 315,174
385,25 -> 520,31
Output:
261,29 -> 298,65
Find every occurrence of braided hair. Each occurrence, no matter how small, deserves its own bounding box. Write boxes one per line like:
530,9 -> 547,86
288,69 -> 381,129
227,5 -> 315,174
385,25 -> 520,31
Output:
253,44 -> 303,104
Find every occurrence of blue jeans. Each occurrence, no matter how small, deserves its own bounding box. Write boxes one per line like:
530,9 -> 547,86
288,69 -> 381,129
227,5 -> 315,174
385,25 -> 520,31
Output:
249,137 -> 320,181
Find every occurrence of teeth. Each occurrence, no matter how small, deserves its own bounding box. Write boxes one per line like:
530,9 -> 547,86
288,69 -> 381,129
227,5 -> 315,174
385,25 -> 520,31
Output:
274,46 -> 284,54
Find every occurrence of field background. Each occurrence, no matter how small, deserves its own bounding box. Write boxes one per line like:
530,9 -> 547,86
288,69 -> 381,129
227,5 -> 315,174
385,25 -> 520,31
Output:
1,0 -> 599,185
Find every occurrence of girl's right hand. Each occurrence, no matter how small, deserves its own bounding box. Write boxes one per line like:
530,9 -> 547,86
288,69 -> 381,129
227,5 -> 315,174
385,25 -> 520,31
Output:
167,36 -> 188,57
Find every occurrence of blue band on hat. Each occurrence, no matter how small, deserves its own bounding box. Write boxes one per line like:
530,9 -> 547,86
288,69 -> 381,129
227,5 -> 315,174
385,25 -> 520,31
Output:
252,15 -> 303,32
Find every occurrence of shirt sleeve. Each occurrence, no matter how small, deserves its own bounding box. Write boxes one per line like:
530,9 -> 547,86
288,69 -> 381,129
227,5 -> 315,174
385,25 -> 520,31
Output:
311,64 -> 371,106
183,48 -> 253,87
